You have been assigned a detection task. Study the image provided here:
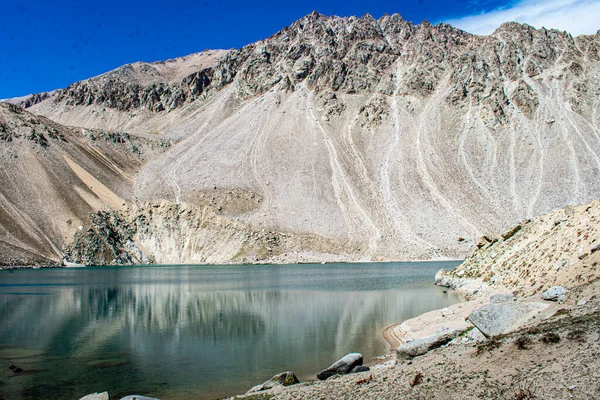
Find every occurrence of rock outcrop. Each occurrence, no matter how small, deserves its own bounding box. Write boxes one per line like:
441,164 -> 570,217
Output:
63,200 -> 357,266
28,14 -> 600,118
444,199 -> 600,296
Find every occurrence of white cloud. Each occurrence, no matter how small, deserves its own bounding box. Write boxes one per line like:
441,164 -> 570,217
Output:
444,0 -> 600,36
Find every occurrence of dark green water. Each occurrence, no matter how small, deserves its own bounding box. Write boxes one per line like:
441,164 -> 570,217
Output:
0,261 -> 460,399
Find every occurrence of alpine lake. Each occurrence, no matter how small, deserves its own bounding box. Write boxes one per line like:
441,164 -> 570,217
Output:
0,261 -> 461,399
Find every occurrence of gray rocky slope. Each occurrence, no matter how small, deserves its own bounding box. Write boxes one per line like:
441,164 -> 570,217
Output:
0,102 -> 169,265
10,12 -> 600,263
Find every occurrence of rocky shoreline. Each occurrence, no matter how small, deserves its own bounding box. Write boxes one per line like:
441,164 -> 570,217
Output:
223,199 -> 600,399
222,276 -> 599,400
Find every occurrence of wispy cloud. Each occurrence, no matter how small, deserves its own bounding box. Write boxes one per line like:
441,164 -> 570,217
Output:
444,0 -> 600,36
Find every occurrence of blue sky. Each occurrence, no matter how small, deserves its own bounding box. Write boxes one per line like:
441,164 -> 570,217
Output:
1,0 -> 599,99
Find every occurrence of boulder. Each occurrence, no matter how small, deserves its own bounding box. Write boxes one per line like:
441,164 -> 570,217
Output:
79,393 -> 109,400
246,371 -> 300,393
490,294 -> 516,304
451,326 -> 488,344
270,371 -> 300,386
350,365 -> 370,373
465,327 -> 487,343
119,396 -> 160,400
541,286 -> 569,302
317,353 -> 363,380
467,302 -> 549,338
395,331 -> 458,360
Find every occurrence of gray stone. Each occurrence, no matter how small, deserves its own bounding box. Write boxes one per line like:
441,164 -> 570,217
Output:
541,286 -> 569,301
246,371 -> 300,393
467,302 -> 549,338
79,393 -> 109,400
270,371 -> 300,386
395,331 -> 458,360
350,365 -> 370,373
317,353 -> 363,380
558,295 -> 568,304
466,327 -> 487,343
490,293 -> 516,304
453,327 -> 487,344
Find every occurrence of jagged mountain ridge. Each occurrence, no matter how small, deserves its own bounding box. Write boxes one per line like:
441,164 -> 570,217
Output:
29,13 -> 600,119
12,12 -> 600,263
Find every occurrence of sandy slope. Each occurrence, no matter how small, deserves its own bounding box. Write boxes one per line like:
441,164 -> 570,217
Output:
440,199 -> 600,296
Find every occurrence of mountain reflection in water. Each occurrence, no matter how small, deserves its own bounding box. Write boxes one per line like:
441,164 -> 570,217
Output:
0,262 -> 460,399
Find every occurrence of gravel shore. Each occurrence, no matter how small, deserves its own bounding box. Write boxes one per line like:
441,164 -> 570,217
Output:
232,280 -> 600,399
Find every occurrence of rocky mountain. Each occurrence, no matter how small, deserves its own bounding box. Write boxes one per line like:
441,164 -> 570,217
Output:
6,12 -> 600,264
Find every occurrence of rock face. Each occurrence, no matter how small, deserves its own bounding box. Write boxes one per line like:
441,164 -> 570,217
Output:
467,302 -> 549,338
317,353 -> 363,380
5,13 -> 600,264
25,51 -> 228,114
63,200 -> 356,265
